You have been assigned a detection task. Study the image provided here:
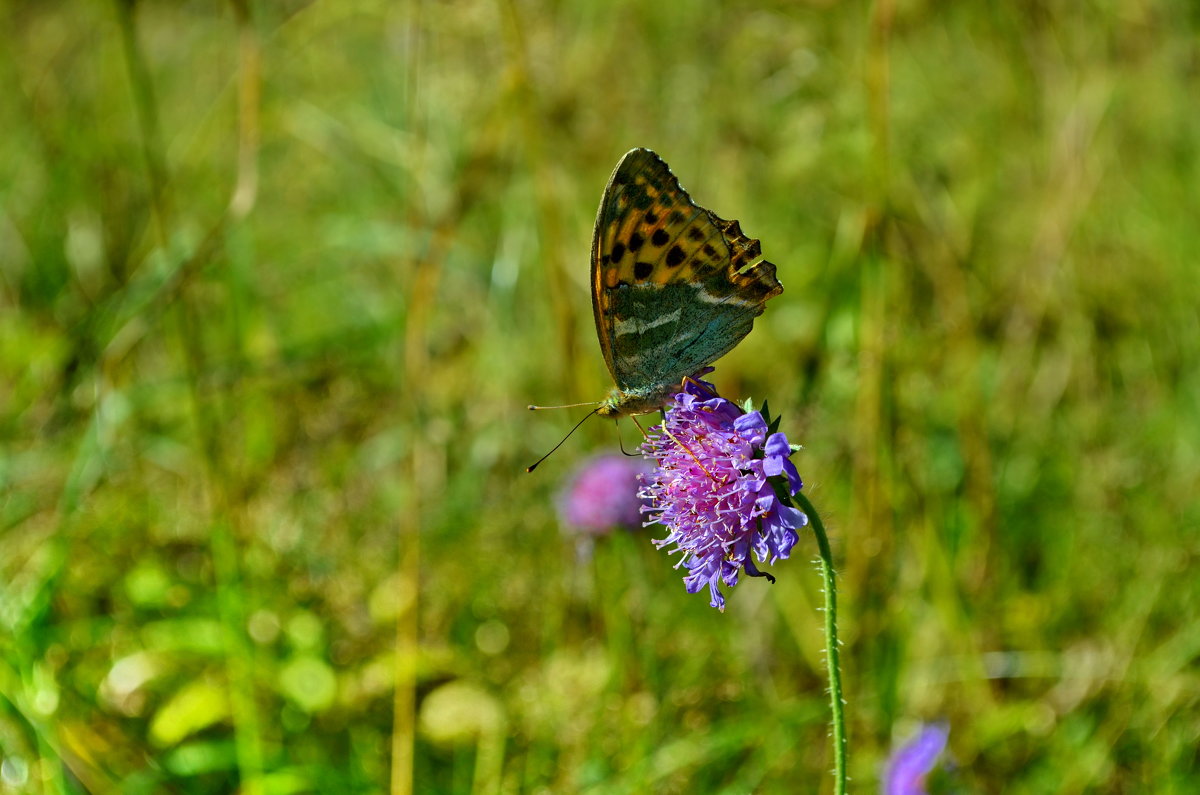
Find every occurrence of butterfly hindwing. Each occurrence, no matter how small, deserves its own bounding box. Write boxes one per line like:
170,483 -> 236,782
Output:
590,149 -> 783,397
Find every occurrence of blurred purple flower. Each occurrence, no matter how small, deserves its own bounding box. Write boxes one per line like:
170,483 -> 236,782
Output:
557,454 -> 650,534
883,723 -> 949,795
638,378 -> 807,611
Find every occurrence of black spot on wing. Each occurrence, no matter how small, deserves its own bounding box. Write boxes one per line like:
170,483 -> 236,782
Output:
651,228 -> 669,247
611,241 -> 625,263
628,232 -> 644,253
666,245 -> 686,267
634,261 -> 653,280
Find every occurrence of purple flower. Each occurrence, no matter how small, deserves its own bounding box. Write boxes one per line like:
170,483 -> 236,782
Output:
883,723 -> 949,795
638,378 -> 807,611
557,454 -> 650,534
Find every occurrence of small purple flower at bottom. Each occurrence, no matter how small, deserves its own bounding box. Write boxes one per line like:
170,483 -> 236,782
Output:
638,377 -> 808,611
883,723 -> 949,795
557,454 -> 650,534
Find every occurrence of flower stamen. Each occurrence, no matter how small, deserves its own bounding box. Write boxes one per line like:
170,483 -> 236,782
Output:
638,375 -> 808,610
660,424 -> 721,482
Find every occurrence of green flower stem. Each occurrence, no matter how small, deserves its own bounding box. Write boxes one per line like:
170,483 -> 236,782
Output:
793,490 -> 846,795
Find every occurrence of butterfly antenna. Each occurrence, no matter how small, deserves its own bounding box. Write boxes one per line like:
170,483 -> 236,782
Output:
528,401 -> 601,411
526,407 -> 601,473
617,420 -> 638,457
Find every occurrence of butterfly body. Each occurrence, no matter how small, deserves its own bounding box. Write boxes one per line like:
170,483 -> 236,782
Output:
591,149 -> 783,418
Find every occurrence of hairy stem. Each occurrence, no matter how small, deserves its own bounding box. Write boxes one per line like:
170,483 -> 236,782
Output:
794,490 -> 846,795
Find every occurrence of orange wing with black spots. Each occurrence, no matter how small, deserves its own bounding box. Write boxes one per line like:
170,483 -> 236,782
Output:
589,148 -> 783,390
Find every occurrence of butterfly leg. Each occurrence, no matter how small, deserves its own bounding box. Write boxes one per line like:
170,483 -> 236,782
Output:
680,375 -> 717,398
629,414 -> 651,438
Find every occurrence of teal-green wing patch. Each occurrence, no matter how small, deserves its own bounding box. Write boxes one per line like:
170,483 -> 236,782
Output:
606,281 -> 768,391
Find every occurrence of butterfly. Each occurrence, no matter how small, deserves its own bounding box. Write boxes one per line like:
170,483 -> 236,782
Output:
591,148 -> 784,418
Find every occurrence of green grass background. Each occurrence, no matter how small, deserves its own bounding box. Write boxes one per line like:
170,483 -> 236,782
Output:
2,1 -> 1198,792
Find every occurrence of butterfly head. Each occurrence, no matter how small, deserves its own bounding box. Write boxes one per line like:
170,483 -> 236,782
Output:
597,384 -> 678,419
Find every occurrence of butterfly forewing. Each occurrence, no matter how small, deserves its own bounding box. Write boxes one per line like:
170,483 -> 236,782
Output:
590,149 -> 783,396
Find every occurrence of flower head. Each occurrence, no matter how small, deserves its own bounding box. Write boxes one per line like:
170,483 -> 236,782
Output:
557,454 -> 650,535
883,723 -> 949,795
638,377 -> 807,611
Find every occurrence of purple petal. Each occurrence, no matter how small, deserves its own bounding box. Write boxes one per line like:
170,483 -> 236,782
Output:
733,411 -> 767,446
557,454 -> 651,534
763,456 -> 801,494
883,723 -> 949,795
764,431 -> 791,458
781,460 -> 802,493
759,506 -> 802,561
776,504 -> 808,530
637,375 -> 809,611
763,434 -> 802,493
